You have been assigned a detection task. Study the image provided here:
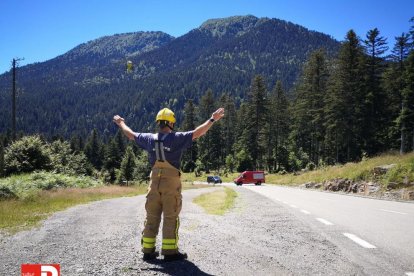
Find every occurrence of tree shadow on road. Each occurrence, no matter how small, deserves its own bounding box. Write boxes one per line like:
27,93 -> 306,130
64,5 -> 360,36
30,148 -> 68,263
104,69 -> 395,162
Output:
145,258 -> 214,276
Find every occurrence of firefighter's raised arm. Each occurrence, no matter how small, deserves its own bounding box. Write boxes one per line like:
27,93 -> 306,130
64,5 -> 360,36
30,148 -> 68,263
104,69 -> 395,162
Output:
192,107 -> 225,140
113,115 -> 135,141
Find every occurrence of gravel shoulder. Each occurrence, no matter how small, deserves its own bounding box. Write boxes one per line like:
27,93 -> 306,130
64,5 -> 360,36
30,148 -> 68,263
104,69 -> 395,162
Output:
1,186 -> 363,275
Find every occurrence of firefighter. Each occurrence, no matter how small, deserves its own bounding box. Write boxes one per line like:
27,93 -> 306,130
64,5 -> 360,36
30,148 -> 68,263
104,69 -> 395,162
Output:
113,107 -> 224,261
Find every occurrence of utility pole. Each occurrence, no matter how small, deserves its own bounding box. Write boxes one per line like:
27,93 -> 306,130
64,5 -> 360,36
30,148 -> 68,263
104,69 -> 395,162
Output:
11,58 -> 23,140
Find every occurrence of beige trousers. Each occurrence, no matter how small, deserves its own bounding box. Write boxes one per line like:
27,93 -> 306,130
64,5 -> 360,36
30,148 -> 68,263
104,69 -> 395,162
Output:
141,161 -> 182,255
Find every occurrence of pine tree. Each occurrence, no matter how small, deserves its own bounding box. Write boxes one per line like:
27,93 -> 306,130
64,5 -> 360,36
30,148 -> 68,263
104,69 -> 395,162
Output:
114,129 -> 126,157
181,99 -> 197,172
84,129 -> 103,170
220,94 -> 237,164
410,17 -> 414,47
391,33 -> 411,153
233,103 -> 253,171
196,90 -> 222,172
118,146 -> 136,185
400,51 -> 414,152
324,30 -> 365,162
291,49 -> 329,166
362,28 -> 389,154
383,33 -> 411,151
270,81 -> 290,171
104,139 -> 120,182
70,134 -> 84,153
244,75 -> 269,170
0,142 -> 4,177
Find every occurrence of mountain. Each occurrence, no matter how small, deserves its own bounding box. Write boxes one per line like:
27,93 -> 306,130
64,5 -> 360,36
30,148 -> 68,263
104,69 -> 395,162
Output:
0,15 -> 340,138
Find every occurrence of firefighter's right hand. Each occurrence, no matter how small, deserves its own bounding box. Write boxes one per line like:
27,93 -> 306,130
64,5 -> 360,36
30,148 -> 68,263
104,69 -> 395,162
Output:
113,115 -> 125,126
211,108 -> 225,122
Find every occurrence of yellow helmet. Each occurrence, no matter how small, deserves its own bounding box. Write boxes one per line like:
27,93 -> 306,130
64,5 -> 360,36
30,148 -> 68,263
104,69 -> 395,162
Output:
156,108 -> 176,123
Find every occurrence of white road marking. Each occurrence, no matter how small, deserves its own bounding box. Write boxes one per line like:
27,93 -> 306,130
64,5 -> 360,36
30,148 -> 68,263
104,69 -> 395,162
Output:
282,201 -> 288,204
343,233 -> 376,249
316,218 -> 334,225
300,210 -> 311,215
320,198 -> 335,201
379,209 -> 407,215
290,204 -> 298,208
405,272 -> 414,276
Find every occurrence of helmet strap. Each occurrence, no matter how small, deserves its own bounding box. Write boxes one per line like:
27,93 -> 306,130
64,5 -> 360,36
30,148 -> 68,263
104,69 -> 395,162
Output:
167,123 -> 174,131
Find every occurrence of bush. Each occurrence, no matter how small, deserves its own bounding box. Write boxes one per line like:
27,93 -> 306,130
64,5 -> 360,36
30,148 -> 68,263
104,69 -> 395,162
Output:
0,172 -> 102,200
4,136 -> 51,175
48,140 -> 93,176
0,184 -> 17,199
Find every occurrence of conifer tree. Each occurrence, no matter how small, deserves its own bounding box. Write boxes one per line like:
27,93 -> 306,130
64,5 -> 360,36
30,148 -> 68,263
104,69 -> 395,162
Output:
391,33 -> 411,153
104,139 -> 120,182
233,103 -> 253,171
324,30 -> 365,162
197,90 -> 222,172
362,28 -> 388,154
181,99 -> 197,172
244,75 -> 269,170
270,81 -> 290,171
400,51 -> 414,152
114,129 -> 126,157
220,94 -> 237,163
70,134 -> 84,153
84,129 -> 103,170
0,142 -> 4,177
291,49 -> 329,165
383,33 -> 411,151
118,146 -> 136,185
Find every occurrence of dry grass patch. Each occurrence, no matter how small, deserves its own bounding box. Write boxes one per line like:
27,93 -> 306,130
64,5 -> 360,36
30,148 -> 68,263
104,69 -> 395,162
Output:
193,187 -> 237,215
0,185 -> 147,233
266,152 -> 414,186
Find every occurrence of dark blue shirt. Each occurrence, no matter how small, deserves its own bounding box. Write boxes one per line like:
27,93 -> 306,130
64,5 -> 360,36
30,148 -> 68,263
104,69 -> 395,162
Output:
134,131 -> 193,169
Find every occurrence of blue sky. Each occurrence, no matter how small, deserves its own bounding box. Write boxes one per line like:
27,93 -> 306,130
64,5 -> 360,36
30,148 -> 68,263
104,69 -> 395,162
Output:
0,0 -> 413,74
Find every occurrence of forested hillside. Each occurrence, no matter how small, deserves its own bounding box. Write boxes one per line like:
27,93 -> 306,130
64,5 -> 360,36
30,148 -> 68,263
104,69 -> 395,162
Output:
0,15 -> 413,180
0,15 -> 339,138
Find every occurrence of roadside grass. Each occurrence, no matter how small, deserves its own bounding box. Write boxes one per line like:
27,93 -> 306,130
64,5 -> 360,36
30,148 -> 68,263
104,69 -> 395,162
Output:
266,152 -> 414,187
0,185 -> 148,233
0,181 -> 207,234
182,152 -> 414,188
193,187 -> 237,215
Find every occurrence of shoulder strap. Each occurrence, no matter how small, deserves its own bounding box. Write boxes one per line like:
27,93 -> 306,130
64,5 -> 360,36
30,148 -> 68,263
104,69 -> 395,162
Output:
154,133 -> 169,161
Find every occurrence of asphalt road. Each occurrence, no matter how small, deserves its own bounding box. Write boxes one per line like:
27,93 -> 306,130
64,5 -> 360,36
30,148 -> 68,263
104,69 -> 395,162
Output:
240,184 -> 414,276
1,183 -> 413,275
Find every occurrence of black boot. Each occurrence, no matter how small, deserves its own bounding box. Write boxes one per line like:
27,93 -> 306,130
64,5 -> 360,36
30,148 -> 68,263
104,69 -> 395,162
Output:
143,251 -> 159,261
164,252 -> 188,262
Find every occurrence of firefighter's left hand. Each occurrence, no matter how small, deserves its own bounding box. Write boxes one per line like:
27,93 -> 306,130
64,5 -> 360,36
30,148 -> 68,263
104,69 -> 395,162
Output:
211,108 -> 225,122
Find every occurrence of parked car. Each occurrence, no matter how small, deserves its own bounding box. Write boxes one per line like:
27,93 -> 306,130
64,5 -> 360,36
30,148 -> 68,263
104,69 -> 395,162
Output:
207,176 -> 222,184
234,171 -> 265,186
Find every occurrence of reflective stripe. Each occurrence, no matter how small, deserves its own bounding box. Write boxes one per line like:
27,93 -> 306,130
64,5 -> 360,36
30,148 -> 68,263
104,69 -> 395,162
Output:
143,237 -> 156,243
162,238 -> 176,244
175,217 -> 180,246
143,242 -> 156,249
162,237 -> 178,250
143,237 -> 156,248
162,244 -> 178,250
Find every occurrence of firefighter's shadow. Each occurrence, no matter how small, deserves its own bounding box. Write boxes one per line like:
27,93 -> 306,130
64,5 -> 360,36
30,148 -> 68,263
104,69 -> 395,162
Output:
147,259 -> 214,276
